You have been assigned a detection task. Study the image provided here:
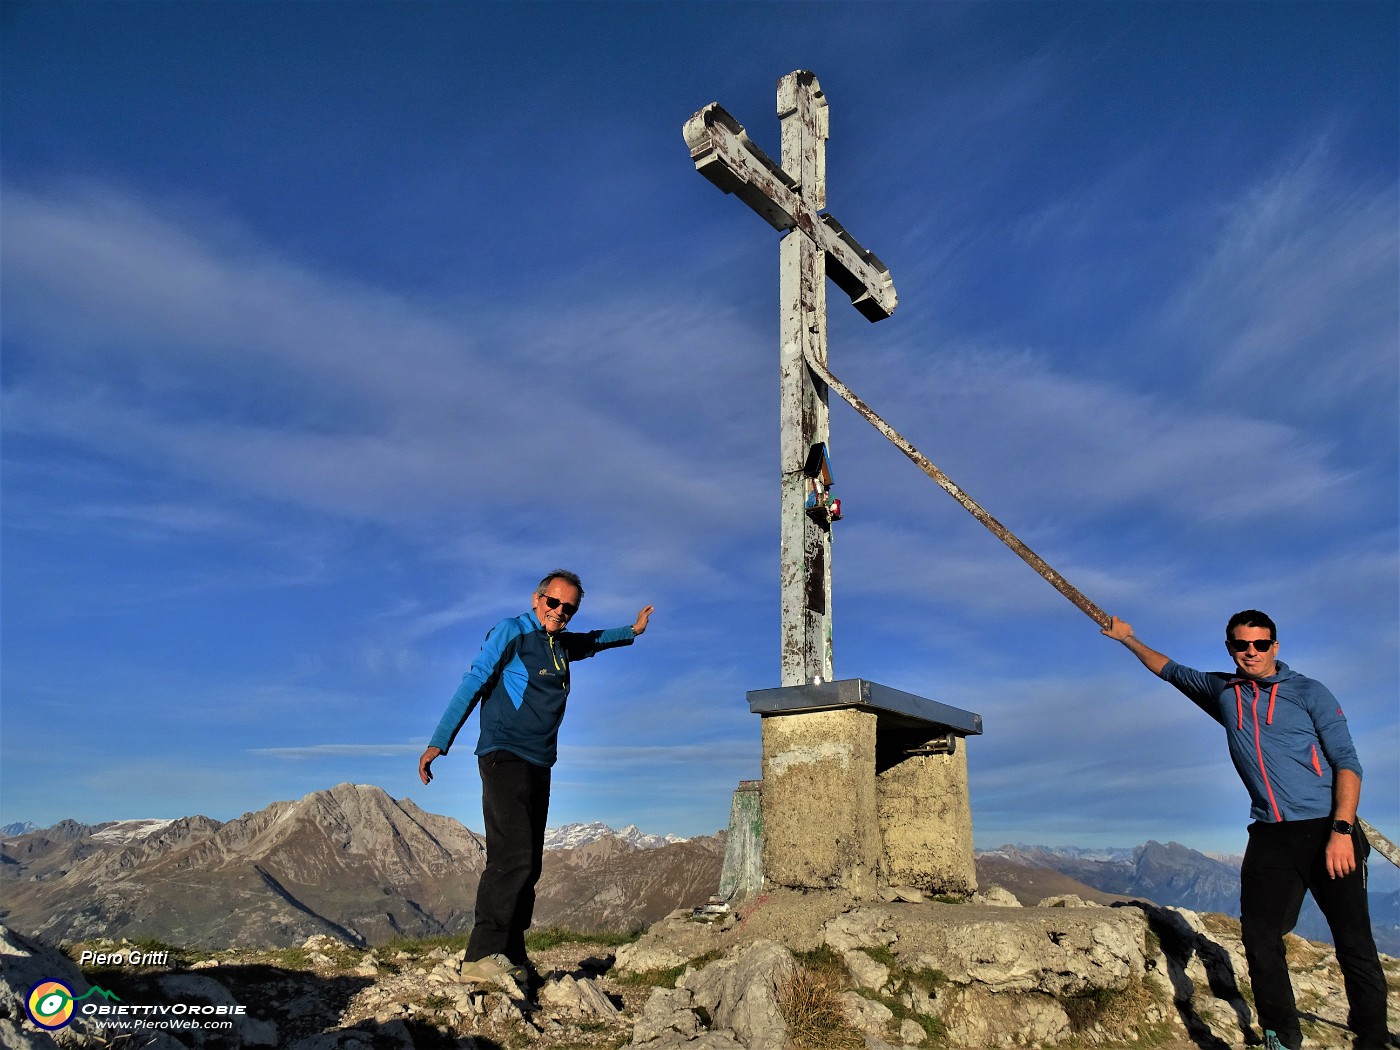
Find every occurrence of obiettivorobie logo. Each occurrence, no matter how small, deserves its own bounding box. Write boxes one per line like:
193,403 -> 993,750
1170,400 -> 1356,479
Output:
26,979 -> 120,1030
25,976 -> 247,1034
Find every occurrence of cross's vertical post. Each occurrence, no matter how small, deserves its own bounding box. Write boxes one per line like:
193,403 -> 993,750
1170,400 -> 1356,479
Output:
778,72 -> 832,686
683,68 -> 896,683
690,72 -> 988,905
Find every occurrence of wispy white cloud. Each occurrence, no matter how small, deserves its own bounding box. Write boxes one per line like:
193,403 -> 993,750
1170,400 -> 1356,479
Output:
252,743 -> 423,759
0,181 -> 765,541
559,742 -> 758,768
842,339 -> 1362,532
1163,140 -> 1398,413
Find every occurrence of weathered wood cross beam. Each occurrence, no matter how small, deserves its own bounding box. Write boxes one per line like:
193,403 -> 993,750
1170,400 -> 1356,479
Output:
684,71 -> 896,686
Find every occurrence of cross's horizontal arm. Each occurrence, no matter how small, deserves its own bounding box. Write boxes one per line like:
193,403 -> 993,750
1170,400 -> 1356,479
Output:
684,103 -> 897,322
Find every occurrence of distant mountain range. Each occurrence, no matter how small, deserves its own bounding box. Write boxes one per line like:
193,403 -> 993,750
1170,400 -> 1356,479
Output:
978,841 -> 1243,914
5,792 -> 1395,957
0,783 -> 722,949
544,821 -> 688,851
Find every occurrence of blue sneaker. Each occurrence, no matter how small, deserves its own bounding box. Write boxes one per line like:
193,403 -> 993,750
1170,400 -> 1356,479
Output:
1261,1031 -> 1296,1050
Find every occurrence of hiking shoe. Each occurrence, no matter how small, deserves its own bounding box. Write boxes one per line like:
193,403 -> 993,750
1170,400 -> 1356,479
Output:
459,954 -> 526,984
1261,1031 -> 1297,1050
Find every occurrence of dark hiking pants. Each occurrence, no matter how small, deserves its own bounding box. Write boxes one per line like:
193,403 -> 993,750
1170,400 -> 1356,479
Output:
466,750 -> 551,966
1240,817 -> 1389,1049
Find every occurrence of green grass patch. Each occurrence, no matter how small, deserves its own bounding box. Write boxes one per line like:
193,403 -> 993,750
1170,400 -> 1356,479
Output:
904,966 -> 948,994
611,949 -> 726,989
269,946 -> 311,969
796,942 -> 950,1046
379,934 -> 470,958
1063,987 -> 1118,1031
127,937 -> 178,957
1142,925 -> 1162,959
840,943 -> 954,1043
790,944 -> 850,979
421,992 -> 454,1012
1062,977 -> 1159,1039
1237,978 -> 1256,1008
855,944 -> 897,968
526,926 -> 642,952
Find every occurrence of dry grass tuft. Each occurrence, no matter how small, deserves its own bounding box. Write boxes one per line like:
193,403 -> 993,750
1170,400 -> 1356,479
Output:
777,964 -> 866,1050
1064,975 -> 1161,1038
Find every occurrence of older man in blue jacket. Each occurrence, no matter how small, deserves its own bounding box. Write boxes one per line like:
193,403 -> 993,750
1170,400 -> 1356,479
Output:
419,570 -> 653,985
1104,609 -> 1389,1050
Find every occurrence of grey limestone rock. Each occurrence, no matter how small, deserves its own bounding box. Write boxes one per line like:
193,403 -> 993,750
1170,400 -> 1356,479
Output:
677,939 -> 795,1050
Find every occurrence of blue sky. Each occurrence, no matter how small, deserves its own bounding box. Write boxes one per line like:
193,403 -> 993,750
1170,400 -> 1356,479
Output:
2,2 -> 1395,856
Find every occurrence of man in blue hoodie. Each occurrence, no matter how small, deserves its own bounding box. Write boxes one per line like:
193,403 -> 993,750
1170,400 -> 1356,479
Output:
418,570 -> 654,984
1103,610 -> 1390,1050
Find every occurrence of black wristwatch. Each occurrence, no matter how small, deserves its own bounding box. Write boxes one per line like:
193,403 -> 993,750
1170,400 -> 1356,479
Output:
1330,819 -> 1354,835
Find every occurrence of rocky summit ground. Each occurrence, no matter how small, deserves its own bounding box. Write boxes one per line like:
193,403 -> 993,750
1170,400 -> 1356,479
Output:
2,925 -> 651,1050
3,888 -> 1398,1050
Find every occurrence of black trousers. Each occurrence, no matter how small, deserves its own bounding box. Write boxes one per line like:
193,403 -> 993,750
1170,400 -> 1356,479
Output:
1240,817 -> 1390,1049
466,750 -> 551,965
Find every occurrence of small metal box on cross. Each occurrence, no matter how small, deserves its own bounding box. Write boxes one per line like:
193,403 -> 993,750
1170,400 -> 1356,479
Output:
683,70 -> 897,687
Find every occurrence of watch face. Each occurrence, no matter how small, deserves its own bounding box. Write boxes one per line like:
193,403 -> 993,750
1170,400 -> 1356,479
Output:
1332,820 -> 1353,834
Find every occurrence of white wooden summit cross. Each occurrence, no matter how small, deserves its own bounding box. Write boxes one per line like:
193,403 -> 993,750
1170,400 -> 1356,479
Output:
688,73 -> 1000,901
684,70 -> 897,687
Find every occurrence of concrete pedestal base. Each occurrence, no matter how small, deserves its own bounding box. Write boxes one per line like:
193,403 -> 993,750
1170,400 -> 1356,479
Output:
760,708 -> 879,896
748,679 -> 981,900
877,744 -> 976,895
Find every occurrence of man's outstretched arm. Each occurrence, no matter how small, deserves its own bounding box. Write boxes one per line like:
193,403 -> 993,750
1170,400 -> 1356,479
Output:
1102,617 -> 1171,676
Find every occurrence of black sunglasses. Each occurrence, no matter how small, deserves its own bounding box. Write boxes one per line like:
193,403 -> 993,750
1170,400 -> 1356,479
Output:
1228,638 -> 1275,653
542,596 -> 578,616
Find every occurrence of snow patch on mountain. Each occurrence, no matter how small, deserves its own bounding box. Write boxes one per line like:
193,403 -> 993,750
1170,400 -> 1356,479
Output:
977,843 -> 1139,864
544,821 -> 686,851
89,819 -> 178,845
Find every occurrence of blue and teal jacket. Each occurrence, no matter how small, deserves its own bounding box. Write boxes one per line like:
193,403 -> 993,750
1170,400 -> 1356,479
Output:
429,610 -> 636,768
1159,659 -> 1362,824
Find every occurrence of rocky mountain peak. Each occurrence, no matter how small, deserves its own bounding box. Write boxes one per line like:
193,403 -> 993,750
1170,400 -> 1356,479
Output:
0,785 -> 715,950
